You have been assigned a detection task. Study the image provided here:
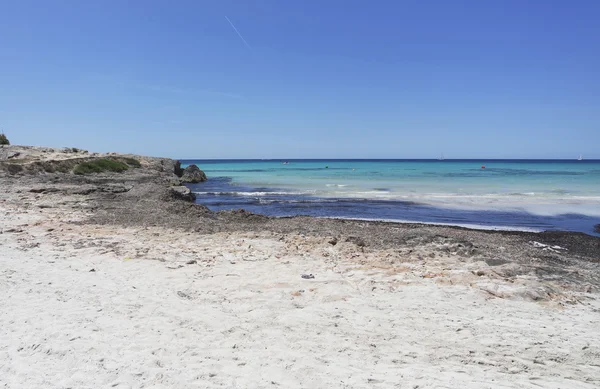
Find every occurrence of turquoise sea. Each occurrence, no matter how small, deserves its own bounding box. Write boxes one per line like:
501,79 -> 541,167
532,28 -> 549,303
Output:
181,160 -> 600,236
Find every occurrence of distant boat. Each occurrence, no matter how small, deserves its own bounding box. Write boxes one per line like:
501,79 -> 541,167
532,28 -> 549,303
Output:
439,153 -> 445,161
578,154 -> 583,161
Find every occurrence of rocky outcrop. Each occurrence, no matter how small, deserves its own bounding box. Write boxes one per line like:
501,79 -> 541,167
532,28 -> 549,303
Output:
141,158 -> 182,176
0,149 -> 20,160
594,224 -> 600,234
0,156 -> 143,176
180,164 -> 207,183
0,146 -> 194,183
169,186 -> 196,202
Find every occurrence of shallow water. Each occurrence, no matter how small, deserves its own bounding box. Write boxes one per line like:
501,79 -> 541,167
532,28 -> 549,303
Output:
181,159 -> 600,236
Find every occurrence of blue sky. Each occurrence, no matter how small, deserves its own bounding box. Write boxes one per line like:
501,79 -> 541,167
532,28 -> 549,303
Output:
1,0 -> 598,159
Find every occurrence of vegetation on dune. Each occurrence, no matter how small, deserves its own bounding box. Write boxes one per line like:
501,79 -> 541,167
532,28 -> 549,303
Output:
73,159 -> 130,175
72,157 -> 141,175
122,157 -> 142,167
0,133 -> 9,145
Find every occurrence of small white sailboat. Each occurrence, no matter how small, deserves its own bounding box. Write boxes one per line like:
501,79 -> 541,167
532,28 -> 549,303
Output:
578,154 -> 583,161
439,153 -> 445,161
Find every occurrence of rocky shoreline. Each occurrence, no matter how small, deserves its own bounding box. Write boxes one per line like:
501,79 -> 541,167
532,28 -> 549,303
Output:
2,145 -> 600,388
1,145 -> 599,296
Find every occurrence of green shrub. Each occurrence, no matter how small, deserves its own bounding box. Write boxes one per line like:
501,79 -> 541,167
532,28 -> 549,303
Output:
122,157 -> 141,167
0,133 -> 9,145
73,159 -> 129,175
72,148 -> 79,153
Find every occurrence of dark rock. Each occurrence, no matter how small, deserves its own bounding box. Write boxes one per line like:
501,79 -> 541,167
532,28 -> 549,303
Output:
99,185 -> 130,194
170,186 -> 196,202
174,161 -> 184,177
29,188 -> 60,194
186,259 -> 197,265
180,164 -> 207,183
0,148 -> 20,160
3,163 -> 23,175
328,237 -> 338,245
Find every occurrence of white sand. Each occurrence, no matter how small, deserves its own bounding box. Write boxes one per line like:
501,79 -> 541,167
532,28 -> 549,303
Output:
1,203 -> 600,388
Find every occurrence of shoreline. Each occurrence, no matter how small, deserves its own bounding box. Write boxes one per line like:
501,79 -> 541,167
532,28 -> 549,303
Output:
2,146 -> 600,388
184,158 -> 600,236
319,215 -> 544,233
1,145 -> 598,256
196,195 -> 600,237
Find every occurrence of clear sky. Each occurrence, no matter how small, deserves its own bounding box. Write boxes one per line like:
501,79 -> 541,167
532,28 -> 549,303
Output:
1,0 -> 599,159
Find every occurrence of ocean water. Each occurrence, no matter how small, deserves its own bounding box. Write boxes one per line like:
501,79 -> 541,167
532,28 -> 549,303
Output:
181,160 -> 600,236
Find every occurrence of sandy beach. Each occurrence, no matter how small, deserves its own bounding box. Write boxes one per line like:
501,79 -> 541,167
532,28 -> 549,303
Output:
1,146 -> 600,388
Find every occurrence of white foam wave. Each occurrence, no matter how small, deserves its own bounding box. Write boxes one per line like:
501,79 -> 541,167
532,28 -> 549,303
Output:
193,191 -> 308,196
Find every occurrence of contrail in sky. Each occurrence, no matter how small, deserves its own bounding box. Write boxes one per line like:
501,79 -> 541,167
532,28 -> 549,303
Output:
224,15 -> 252,50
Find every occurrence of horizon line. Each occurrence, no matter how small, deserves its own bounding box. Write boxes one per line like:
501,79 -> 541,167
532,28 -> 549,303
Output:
177,157 -> 600,161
